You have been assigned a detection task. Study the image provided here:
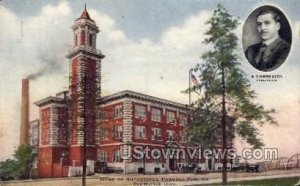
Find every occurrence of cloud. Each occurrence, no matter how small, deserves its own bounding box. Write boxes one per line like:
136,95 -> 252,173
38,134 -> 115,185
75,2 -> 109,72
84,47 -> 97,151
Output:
41,1 -> 70,16
161,11 -> 211,51
0,2 -> 73,160
95,10 -> 212,102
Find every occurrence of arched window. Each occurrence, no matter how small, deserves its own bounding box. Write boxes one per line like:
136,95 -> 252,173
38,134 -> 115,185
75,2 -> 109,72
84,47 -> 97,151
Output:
89,33 -> 93,47
80,30 -> 85,45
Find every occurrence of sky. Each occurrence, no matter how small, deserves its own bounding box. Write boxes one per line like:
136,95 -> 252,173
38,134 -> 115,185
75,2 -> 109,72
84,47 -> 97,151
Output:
0,0 -> 299,161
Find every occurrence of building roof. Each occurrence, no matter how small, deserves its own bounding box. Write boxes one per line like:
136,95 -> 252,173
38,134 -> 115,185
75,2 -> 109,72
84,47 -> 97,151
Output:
35,90 -> 190,110
76,5 -> 94,22
34,96 -> 66,107
99,90 -> 190,110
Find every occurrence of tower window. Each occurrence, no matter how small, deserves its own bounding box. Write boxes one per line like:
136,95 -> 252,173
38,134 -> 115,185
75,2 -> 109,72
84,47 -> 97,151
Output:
80,30 -> 85,45
89,33 -> 93,47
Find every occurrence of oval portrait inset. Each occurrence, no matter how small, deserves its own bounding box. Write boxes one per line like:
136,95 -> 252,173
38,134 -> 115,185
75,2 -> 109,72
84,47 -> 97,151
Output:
242,5 -> 292,72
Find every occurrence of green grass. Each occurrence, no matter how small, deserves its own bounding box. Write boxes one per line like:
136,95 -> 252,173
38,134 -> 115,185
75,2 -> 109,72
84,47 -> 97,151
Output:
201,176 -> 300,186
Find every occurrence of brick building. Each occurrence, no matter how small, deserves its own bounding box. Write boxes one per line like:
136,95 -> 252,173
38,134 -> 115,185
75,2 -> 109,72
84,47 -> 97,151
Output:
34,7 -> 230,178
97,90 -> 191,173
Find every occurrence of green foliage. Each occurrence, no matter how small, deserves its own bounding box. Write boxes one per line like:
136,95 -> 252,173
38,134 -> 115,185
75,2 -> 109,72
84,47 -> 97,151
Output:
0,159 -> 19,180
0,144 -> 34,180
187,4 -> 277,149
14,144 -> 34,179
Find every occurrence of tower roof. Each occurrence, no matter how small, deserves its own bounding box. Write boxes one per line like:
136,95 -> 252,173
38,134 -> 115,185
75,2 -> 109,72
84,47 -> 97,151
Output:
76,4 -> 94,22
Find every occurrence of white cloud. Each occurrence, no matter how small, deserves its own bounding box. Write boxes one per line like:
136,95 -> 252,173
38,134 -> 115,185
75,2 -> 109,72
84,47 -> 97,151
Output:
161,11 -> 211,51
0,2 -> 73,160
41,1 -> 70,16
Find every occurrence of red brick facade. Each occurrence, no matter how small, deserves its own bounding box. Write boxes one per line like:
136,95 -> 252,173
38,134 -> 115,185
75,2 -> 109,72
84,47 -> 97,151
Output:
35,7 -> 104,177
95,92 -> 193,173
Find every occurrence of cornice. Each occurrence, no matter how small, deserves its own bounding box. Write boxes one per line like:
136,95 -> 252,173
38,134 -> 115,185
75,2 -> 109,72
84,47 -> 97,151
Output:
98,90 -> 190,111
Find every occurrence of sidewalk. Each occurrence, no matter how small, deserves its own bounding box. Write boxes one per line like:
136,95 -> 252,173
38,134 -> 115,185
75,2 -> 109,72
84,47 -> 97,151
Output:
182,172 -> 300,185
1,168 -> 300,186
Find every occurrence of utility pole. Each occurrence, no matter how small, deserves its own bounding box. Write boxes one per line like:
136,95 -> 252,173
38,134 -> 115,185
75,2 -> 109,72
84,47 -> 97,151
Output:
189,69 -> 192,106
221,62 -> 227,185
143,150 -> 146,175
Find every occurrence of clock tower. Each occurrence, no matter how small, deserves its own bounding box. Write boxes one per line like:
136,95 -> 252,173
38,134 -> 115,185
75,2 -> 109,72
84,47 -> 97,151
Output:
66,5 -> 104,166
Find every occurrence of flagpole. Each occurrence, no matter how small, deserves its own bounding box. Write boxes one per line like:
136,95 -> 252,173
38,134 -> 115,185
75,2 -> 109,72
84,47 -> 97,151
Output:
189,69 -> 191,106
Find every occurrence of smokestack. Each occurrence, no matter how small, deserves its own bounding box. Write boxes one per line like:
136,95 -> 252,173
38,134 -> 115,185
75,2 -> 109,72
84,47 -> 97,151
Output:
20,78 -> 29,145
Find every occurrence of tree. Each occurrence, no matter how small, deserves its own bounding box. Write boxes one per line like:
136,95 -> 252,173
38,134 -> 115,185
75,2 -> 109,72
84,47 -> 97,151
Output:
14,144 -> 35,179
0,144 -> 34,180
0,159 -> 19,180
186,4 -> 277,184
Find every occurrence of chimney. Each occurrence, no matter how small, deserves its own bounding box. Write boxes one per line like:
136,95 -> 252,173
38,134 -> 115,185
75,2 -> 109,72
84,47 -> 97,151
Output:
20,78 -> 29,145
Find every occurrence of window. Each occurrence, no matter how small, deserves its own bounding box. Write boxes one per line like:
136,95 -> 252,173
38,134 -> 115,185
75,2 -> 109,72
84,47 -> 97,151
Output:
167,111 -> 176,123
80,30 -> 85,45
152,128 -> 161,140
135,105 -> 146,119
179,114 -> 187,125
89,33 -> 93,46
32,139 -> 38,146
151,108 -> 161,122
135,126 -> 146,139
114,105 -> 123,119
113,125 -> 123,139
99,128 -> 109,140
98,110 -> 108,120
99,151 -> 108,162
113,149 -> 122,162
167,130 -> 175,141
103,111 -> 108,119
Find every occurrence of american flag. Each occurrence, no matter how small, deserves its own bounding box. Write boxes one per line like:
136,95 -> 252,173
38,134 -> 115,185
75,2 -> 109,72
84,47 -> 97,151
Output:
191,74 -> 200,87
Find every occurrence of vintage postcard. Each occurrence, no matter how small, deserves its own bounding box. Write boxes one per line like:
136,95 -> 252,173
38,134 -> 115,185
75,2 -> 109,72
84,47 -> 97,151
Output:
0,0 -> 299,185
